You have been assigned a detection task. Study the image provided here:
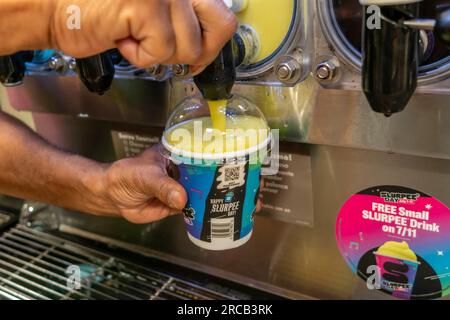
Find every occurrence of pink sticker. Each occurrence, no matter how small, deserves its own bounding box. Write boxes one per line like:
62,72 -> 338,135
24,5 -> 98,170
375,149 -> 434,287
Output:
336,186 -> 450,300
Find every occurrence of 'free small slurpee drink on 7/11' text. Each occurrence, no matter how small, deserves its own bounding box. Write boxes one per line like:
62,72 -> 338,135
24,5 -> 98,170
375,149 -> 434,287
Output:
161,95 -> 271,250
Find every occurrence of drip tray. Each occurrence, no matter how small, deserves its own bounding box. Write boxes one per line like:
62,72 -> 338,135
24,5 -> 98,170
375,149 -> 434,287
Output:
0,225 -> 283,300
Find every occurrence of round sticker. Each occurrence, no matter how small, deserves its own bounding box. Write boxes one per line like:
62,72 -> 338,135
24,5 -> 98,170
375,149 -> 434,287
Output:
336,186 -> 450,300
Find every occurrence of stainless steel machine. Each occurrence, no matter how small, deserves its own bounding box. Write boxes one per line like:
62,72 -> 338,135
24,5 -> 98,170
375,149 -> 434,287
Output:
0,0 -> 449,300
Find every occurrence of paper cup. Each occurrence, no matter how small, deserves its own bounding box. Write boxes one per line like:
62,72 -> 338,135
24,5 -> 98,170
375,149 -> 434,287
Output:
162,135 -> 271,251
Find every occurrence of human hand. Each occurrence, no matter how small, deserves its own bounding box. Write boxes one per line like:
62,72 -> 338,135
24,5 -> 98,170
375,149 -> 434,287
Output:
51,0 -> 237,71
97,145 -> 187,224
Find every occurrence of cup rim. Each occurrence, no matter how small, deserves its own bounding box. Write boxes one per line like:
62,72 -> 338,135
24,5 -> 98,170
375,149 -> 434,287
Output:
374,252 -> 421,265
161,132 -> 272,161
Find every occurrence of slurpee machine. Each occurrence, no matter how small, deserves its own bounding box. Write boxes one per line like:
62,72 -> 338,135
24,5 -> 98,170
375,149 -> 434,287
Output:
0,0 -> 449,300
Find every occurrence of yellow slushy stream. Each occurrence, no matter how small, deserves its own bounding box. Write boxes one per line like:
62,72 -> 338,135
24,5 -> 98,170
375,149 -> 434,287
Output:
207,99 -> 227,132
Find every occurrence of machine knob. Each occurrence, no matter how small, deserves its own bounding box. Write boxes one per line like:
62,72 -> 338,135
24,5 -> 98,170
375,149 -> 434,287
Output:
0,51 -> 33,87
76,52 -> 115,95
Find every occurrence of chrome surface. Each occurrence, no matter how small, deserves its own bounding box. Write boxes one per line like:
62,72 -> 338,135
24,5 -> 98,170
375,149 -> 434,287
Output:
0,0 -> 448,301
24,145 -> 448,300
404,18 -> 437,30
316,0 -> 450,89
0,225 -> 268,300
173,79 -> 450,161
235,0 -> 313,85
6,74 -> 450,159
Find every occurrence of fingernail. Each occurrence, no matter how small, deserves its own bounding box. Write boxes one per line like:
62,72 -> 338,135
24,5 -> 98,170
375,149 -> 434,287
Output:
168,190 -> 182,209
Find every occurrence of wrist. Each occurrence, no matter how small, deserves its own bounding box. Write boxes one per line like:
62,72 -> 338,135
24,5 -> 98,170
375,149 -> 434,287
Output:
79,160 -> 119,216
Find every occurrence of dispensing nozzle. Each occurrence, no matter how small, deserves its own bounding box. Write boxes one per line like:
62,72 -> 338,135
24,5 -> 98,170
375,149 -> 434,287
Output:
76,50 -> 119,95
361,1 -> 420,117
194,34 -> 246,100
0,51 -> 34,87
360,1 -> 450,116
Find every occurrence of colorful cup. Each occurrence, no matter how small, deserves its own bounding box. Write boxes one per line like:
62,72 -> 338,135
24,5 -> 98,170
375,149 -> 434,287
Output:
161,94 -> 271,250
168,149 -> 268,250
375,253 -> 420,299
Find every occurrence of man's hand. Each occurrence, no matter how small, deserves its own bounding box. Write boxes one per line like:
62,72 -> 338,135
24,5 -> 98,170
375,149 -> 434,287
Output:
98,146 -> 187,224
0,112 -> 263,225
51,0 -> 238,72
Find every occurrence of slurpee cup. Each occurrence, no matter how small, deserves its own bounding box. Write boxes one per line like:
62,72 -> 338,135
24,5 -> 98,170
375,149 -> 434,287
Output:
161,94 -> 271,250
374,241 -> 420,299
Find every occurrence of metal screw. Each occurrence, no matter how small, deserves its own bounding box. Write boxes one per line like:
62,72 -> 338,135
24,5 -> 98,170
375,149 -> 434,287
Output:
146,64 -> 165,77
315,61 -> 337,81
172,64 -> 189,76
68,59 -> 77,71
275,58 -> 301,82
49,56 -> 65,71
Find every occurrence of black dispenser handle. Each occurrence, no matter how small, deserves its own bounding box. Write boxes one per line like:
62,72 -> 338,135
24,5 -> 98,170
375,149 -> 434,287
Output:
362,4 -> 420,116
194,34 -> 245,100
76,51 -> 115,95
0,51 -> 34,86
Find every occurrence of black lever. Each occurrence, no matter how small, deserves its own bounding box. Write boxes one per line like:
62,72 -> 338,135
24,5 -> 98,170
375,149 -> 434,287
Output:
76,51 -> 115,95
0,51 -> 34,86
194,34 -> 246,100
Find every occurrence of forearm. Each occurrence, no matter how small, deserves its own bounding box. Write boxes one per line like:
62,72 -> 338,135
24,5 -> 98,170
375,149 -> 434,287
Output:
0,111 -> 115,215
0,0 -> 55,55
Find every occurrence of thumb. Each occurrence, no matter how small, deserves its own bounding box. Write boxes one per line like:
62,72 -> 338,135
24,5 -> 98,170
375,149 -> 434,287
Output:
136,146 -> 187,210
141,169 -> 187,211
157,174 -> 187,211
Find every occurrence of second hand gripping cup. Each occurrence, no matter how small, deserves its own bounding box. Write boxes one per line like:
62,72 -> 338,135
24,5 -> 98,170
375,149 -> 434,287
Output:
161,95 -> 271,251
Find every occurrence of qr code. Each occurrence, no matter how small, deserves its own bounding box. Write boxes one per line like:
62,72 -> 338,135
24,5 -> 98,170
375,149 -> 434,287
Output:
224,166 -> 240,182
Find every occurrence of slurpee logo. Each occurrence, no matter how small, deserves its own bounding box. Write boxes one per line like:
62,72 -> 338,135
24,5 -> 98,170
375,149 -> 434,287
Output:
380,192 -> 421,204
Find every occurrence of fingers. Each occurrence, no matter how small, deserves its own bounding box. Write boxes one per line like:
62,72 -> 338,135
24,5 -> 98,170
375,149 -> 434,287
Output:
138,147 -> 187,210
117,0 -> 236,69
164,0 -> 202,65
121,198 -> 180,224
117,1 -> 175,67
190,0 -> 238,66
139,168 -> 187,211
133,146 -> 187,210
190,64 -> 208,76
55,0 -> 237,68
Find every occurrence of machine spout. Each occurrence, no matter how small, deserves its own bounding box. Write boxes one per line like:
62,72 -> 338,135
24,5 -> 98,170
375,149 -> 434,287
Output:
194,34 -> 246,100
360,0 -> 421,116
76,51 -> 116,95
0,51 -> 34,87
360,1 -> 450,116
